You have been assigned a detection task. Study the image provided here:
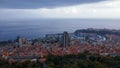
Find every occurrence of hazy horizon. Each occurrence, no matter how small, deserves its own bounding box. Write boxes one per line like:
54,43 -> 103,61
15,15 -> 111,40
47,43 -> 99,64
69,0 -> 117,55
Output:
0,19 -> 120,41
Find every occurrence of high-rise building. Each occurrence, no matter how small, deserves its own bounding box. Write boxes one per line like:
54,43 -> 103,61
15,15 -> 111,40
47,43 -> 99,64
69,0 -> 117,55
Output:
62,31 -> 70,47
16,36 -> 26,47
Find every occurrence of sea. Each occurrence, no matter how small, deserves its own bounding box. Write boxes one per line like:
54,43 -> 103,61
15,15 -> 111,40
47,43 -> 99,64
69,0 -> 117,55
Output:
0,19 -> 120,41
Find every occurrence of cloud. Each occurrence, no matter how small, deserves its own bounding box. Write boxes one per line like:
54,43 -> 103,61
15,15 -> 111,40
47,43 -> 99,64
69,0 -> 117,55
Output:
0,0 -> 105,9
0,0 -> 120,20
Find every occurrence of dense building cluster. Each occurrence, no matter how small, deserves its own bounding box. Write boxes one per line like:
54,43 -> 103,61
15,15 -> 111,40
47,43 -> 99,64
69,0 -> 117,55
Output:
0,29 -> 120,62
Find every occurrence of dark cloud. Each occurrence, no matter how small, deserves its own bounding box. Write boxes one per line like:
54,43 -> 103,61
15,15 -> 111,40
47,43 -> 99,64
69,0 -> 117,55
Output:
0,0 -> 106,9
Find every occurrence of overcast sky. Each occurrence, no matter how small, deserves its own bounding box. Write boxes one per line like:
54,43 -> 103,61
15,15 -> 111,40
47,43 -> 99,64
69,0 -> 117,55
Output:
0,0 -> 120,20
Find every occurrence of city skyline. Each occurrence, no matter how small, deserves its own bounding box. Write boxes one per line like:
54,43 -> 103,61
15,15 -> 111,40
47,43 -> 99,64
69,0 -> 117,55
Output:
1,0 -> 120,67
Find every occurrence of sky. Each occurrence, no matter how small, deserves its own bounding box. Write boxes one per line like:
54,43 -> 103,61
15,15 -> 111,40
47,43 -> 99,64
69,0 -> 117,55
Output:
0,0 -> 120,20
0,0 -> 120,41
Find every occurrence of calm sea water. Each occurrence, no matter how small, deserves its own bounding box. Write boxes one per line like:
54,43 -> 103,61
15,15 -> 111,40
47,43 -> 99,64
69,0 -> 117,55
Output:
0,19 -> 120,41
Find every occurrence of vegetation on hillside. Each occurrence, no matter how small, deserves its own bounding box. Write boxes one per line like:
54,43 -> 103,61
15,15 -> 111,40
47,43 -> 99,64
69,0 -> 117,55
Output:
0,53 -> 120,68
